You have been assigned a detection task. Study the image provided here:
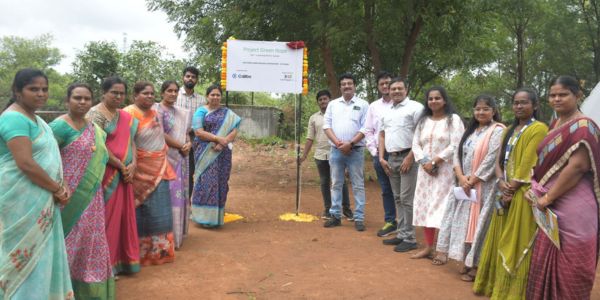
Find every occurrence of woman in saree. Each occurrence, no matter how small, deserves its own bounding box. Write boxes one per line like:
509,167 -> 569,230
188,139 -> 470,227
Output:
155,80 -> 191,249
124,81 -> 176,266
87,76 -> 140,275
434,95 -> 505,282
0,68 -> 73,299
473,88 -> 548,299
526,76 -> 600,300
191,85 -> 241,227
50,83 -> 114,299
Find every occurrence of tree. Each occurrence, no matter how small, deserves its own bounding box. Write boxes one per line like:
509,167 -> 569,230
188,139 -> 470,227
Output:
0,34 -> 67,109
72,41 -> 122,98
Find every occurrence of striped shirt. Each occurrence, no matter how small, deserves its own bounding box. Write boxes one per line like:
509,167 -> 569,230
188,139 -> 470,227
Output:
175,87 -> 207,126
323,96 -> 369,146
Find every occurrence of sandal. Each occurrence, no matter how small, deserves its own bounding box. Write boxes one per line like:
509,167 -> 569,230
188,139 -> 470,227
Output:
460,268 -> 477,282
459,266 -> 470,275
431,253 -> 447,265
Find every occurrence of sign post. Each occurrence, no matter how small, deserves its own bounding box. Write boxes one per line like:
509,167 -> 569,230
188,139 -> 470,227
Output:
221,39 -> 309,218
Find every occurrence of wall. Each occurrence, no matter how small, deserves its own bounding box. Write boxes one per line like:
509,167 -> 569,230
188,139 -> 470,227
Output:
227,104 -> 282,138
38,104 -> 283,138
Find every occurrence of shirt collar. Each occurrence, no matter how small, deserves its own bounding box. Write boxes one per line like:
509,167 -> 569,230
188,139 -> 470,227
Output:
392,97 -> 411,108
179,86 -> 196,97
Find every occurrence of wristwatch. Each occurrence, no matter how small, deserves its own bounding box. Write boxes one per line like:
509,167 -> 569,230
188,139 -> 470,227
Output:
431,160 -> 436,167
350,141 -> 355,147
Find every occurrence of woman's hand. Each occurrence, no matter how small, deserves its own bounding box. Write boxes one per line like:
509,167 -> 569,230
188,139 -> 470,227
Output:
180,142 -> 191,156
216,136 -> 228,147
422,162 -> 438,176
213,143 -> 224,152
458,175 -> 471,194
53,183 -> 71,205
536,194 -> 552,210
123,162 -> 136,183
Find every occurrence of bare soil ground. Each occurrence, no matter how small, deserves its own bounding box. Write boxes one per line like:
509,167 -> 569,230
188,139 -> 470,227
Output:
117,140 -> 600,300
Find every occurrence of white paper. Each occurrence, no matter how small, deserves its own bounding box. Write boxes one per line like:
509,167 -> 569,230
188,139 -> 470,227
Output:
453,187 -> 477,202
582,81 -> 600,126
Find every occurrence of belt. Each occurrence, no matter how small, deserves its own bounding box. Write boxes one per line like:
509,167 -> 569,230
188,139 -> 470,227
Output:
389,148 -> 411,156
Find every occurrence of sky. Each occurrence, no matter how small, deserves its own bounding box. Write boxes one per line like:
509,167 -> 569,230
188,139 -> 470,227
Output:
0,0 -> 187,74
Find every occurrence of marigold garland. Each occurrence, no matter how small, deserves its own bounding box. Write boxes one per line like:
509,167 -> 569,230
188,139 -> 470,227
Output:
302,47 -> 309,95
221,36 -> 236,90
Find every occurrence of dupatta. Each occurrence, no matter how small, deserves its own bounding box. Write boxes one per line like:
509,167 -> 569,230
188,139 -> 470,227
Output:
465,122 -> 506,242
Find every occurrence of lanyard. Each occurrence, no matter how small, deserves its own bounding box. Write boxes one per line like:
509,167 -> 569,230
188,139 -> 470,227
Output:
503,118 -> 535,180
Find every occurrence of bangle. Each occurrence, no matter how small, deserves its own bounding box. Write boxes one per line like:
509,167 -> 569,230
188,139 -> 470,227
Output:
52,184 -> 62,194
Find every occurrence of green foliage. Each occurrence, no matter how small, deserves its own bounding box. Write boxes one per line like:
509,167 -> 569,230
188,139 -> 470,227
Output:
71,40 -> 188,103
0,34 -> 68,109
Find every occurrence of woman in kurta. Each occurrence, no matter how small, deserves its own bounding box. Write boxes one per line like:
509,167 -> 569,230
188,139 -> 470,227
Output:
191,85 -> 241,227
155,80 -> 191,249
87,76 -> 140,275
0,68 -> 73,299
411,86 -> 464,259
50,83 -> 115,299
526,76 -> 600,300
434,95 -> 505,282
124,81 -> 176,265
473,88 -> 548,299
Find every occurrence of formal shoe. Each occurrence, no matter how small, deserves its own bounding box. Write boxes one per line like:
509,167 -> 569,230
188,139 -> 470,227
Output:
382,237 -> 403,245
354,221 -> 366,231
394,241 -> 418,252
376,222 -> 397,237
322,211 -> 332,220
343,209 -> 354,221
323,217 -> 341,228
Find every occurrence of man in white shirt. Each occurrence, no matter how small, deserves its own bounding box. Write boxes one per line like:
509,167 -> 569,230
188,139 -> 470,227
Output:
323,73 -> 369,231
364,71 -> 397,237
378,77 -> 424,252
300,89 -> 352,220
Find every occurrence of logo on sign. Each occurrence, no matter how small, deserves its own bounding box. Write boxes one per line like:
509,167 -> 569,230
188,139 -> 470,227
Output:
232,73 -> 252,79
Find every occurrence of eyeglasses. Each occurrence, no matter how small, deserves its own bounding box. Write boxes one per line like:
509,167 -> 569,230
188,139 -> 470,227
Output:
109,91 -> 126,97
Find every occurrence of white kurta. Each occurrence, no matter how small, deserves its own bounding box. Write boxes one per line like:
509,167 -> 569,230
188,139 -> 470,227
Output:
412,114 -> 464,228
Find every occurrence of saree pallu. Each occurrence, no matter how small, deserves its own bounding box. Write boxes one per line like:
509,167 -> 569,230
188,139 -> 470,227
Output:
0,116 -> 73,300
527,117 -> 600,300
474,121 -> 548,299
124,105 -> 176,266
98,109 -> 141,274
191,107 -> 241,226
57,122 -> 115,300
156,103 -> 191,249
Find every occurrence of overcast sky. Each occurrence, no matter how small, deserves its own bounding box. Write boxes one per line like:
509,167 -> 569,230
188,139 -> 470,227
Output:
0,0 -> 186,74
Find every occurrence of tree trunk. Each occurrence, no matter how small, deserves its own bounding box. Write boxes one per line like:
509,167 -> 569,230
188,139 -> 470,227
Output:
320,41 -> 340,98
516,24 -> 525,88
364,0 -> 381,77
400,14 -> 423,81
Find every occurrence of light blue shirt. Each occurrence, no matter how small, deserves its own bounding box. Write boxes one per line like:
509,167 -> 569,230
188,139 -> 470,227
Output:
323,96 -> 369,146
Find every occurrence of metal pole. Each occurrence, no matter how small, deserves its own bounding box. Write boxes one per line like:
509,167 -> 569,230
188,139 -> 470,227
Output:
225,91 -> 229,107
251,92 -> 254,105
295,93 -> 302,215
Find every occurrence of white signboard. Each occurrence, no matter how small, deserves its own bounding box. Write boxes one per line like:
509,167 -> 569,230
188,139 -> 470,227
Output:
582,81 -> 600,126
226,40 -> 303,93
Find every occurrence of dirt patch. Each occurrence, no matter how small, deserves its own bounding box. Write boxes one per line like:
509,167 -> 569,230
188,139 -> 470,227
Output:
116,140 -> 600,299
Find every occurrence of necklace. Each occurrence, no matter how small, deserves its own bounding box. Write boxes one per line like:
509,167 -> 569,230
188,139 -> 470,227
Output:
503,118 -> 535,180
99,102 -> 117,119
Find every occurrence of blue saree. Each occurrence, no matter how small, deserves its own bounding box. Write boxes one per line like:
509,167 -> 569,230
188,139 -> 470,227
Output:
191,106 -> 241,226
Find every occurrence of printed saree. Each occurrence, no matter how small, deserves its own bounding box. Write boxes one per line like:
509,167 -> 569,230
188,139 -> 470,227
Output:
87,106 -> 140,274
191,106 -> 241,226
155,103 -> 191,249
526,117 -> 600,300
50,119 -> 115,300
0,115 -> 73,300
123,105 -> 175,266
473,121 -> 548,299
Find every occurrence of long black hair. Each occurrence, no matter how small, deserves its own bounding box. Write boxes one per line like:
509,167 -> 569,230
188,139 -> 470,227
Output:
3,68 -> 48,112
417,86 -> 459,129
498,88 -> 539,171
457,94 -> 502,167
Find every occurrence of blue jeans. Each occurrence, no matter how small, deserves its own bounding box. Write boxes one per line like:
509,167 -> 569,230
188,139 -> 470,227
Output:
329,146 -> 366,221
372,154 -> 396,223
315,159 -> 350,212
